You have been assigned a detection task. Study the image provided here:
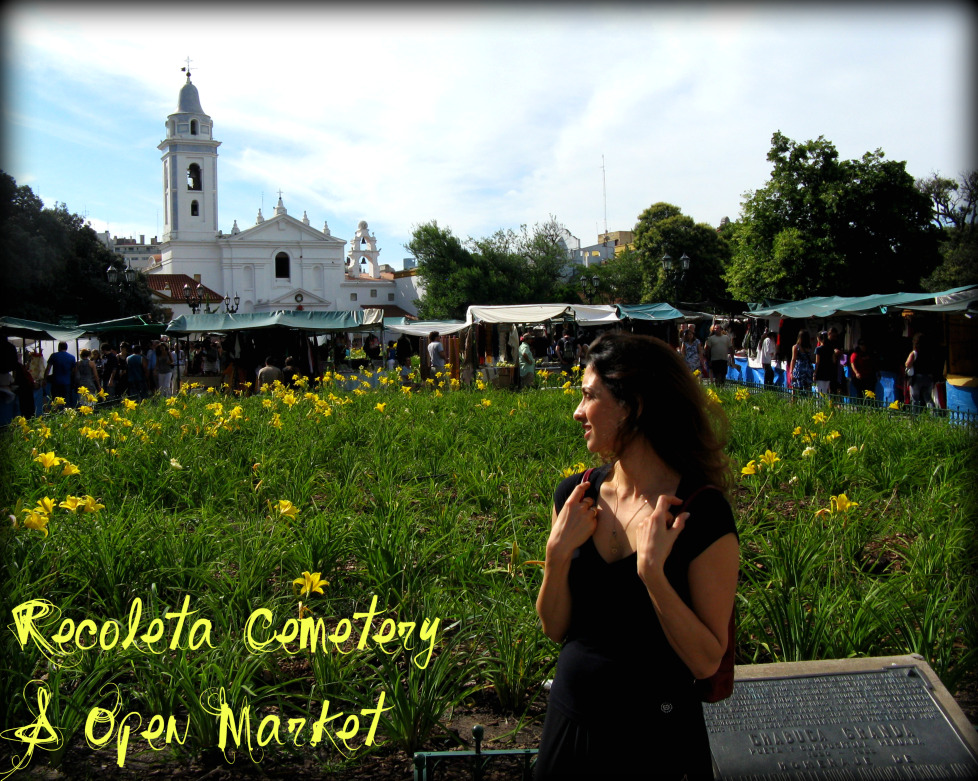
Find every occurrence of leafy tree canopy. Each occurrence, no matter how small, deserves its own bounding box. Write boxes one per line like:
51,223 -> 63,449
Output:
917,170 -> 978,291
0,170 -> 160,323
631,202 -> 731,306
724,132 -> 941,301
406,216 -> 575,320
575,247 -> 645,305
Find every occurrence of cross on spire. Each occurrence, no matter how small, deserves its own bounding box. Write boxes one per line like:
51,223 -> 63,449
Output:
181,56 -> 194,81
277,189 -> 284,200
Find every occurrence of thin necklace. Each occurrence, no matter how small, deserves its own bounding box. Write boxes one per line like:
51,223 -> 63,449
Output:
608,463 -> 649,558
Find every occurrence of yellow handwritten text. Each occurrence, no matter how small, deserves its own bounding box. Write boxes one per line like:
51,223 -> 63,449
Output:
11,596 -> 213,658
201,687 -> 391,763
243,595 -> 441,668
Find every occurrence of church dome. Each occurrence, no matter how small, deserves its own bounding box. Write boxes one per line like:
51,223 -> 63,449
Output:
177,80 -> 205,114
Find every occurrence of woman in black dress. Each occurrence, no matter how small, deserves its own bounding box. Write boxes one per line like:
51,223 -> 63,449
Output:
535,332 -> 738,779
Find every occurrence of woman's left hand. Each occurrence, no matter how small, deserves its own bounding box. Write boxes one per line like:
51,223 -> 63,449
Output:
635,494 -> 689,584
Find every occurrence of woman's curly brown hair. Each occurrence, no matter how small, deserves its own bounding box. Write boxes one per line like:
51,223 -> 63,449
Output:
584,331 -> 732,496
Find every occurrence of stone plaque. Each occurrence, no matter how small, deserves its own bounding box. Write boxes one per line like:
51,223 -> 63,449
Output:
704,666 -> 978,780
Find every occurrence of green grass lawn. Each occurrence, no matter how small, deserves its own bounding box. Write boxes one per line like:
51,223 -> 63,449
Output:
2,371 -> 975,773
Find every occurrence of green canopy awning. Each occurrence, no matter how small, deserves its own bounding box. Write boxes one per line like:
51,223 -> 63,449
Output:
615,303 -> 685,322
77,314 -> 165,335
165,309 -> 384,335
746,286 -> 978,318
0,316 -> 86,342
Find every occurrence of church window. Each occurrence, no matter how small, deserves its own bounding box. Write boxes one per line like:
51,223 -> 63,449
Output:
187,164 -> 202,191
350,293 -> 358,302
370,289 -> 377,298
275,252 -> 290,279
190,120 -> 198,135
191,200 -> 199,216
388,293 -> 395,302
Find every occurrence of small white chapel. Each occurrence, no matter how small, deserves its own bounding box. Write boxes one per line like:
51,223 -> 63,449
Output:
146,71 -> 419,318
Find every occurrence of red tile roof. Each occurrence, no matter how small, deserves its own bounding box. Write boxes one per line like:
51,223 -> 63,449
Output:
146,274 -> 222,303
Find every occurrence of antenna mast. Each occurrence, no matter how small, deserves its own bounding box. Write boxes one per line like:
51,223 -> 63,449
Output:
602,155 -> 608,236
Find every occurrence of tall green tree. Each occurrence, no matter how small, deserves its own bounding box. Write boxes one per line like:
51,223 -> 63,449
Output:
407,216 -> 575,319
632,202 -> 730,305
917,170 -> 978,291
0,170 -> 159,323
580,248 -> 644,304
724,132 -> 941,301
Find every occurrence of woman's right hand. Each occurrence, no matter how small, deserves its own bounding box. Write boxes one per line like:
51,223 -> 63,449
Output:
546,481 -> 598,561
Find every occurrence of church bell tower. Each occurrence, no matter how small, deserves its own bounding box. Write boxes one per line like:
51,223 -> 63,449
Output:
159,69 -> 221,241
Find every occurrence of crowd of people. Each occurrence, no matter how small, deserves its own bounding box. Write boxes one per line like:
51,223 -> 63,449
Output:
674,321 -> 946,408
0,318 -> 951,424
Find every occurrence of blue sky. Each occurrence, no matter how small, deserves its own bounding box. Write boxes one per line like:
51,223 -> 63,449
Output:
2,3 -> 974,271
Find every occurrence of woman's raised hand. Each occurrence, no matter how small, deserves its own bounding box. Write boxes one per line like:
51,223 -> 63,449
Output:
546,481 -> 598,560
636,494 -> 688,584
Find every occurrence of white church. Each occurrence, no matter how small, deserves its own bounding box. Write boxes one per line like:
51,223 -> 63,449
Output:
146,72 -> 420,318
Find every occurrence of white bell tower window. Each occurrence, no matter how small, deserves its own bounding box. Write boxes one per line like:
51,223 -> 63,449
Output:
190,120 -> 198,135
187,164 -> 202,191
275,252 -> 291,279
191,200 -> 199,217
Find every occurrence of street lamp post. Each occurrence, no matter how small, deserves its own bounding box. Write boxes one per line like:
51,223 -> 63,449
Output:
106,261 -> 138,318
224,292 -> 240,314
183,283 -> 218,315
661,252 -> 691,308
580,274 -> 599,305
182,283 -> 202,314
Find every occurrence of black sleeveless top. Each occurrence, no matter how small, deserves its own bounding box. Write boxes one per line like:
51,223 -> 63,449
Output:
548,464 -> 737,726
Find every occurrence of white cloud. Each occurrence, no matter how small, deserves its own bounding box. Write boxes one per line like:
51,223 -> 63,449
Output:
4,2 -> 974,265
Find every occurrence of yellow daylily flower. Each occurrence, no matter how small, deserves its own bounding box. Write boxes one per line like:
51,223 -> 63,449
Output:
23,510 -> 49,537
78,405 -> 94,415
693,369 -> 701,377
735,388 -> 750,402
52,397 -> 66,407
889,400 -> 901,410
34,452 -> 62,469
741,460 -> 758,476
122,398 -> 137,410
277,499 -> 299,519
375,402 -> 387,413
292,571 -> 328,598
830,494 -> 859,514
812,411 -> 829,425
35,497 -> 57,515
792,426 -> 802,437
706,388 -> 722,404
59,495 -> 83,513
81,495 -> 105,513
802,446 -> 816,458
561,462 -> 588,478
759,450 -> 780,468
824,430 -> 841,441
61,462 -> 81,477
480,398 -> 492,408
863,390 -> 876,399
168,409 -> 181,418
